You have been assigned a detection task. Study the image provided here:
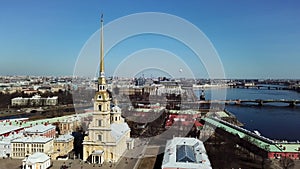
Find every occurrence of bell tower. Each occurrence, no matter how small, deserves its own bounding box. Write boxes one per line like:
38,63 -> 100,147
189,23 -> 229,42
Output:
88,14 -> 112,142
83,15 -> 132,164
94,14 -> 110,114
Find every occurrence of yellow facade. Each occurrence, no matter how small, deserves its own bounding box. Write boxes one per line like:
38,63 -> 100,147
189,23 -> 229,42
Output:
11,137 -> 54,159
58,119 -> 80,135
52,134 -> 74,159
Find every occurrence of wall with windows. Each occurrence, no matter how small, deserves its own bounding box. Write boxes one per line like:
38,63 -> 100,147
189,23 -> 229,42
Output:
11,140 -> 54,159
52,135 -> 74,159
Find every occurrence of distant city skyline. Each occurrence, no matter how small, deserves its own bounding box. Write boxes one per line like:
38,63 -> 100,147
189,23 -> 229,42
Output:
1,0 -> 300,79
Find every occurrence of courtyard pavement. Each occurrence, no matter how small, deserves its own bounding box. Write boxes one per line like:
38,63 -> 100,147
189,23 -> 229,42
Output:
0,138 -> 154,169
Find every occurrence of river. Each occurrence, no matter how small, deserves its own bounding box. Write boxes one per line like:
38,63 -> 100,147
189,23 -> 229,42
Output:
195,88 -> 300,141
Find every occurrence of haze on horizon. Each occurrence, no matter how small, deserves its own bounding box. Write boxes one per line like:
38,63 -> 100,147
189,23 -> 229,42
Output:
0,0 -> 300,79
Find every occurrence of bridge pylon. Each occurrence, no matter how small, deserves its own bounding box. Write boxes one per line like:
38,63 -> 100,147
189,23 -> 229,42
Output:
289,101 -> 296,107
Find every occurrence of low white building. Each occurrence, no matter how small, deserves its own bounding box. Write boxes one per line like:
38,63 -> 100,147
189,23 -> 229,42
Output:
162,137 -> 212,169
149,84 -> 184,96
0,133 -> 23,158
22,152 -> 51,169
0,139 -> 11,158
11,136 -> 54,159
11,95 -> 58,107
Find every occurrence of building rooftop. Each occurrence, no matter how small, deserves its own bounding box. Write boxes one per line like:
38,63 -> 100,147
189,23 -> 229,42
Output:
203,117 -> 279,151
11,97 -> 24,100
0,113 -> 91,129
176,145 -> 196,162
110,123 -> 130,142
162,137 -> 212,169
130,106 -> 165,113
11,95 -> 58,100
12,136 -> 53,143
215,111 -> 230,118
169,109 -> 200,115
55,134 -> 74,142
0,125 -> 23,136
25,124 -> 55,133
22,152 -> 50,163
273,143 -> 300,153
0,133 -> 23,144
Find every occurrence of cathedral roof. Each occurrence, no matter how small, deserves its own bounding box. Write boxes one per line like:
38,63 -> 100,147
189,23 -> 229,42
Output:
110,123 -> 130,142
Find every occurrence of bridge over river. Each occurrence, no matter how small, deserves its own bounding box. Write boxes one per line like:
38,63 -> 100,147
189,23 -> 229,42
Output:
228,84 -> 290,90
196,99 -> 300,107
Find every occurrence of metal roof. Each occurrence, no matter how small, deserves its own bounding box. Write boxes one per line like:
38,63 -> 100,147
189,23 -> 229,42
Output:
25,124 -> 55,133
176,145 -> 196,163
162,137 -> 212,169
55,134 -> 74,142
0,112 -> 92,128
12,136 -> 53,143
22,152 -> 50,164
0,125 -> 23,135
110,123 -> 130,142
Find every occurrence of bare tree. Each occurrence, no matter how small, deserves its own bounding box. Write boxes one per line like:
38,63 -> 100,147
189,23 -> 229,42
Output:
279,157 -> 295,169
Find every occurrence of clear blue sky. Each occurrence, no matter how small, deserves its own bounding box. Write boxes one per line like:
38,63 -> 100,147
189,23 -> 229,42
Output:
0,0 -> 299,79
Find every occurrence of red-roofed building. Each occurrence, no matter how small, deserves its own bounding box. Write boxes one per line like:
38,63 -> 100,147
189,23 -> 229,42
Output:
24,124 -> 56,138
165,114 -> 203,129
194,121 -> 203,128
0,125 -> 24,137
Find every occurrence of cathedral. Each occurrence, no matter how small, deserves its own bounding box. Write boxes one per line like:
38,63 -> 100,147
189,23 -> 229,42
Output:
82,15 -> 133,164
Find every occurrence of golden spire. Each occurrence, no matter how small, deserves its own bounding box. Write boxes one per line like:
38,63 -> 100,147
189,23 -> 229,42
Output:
100,14 -> 104,76
99,14 -> 106,85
